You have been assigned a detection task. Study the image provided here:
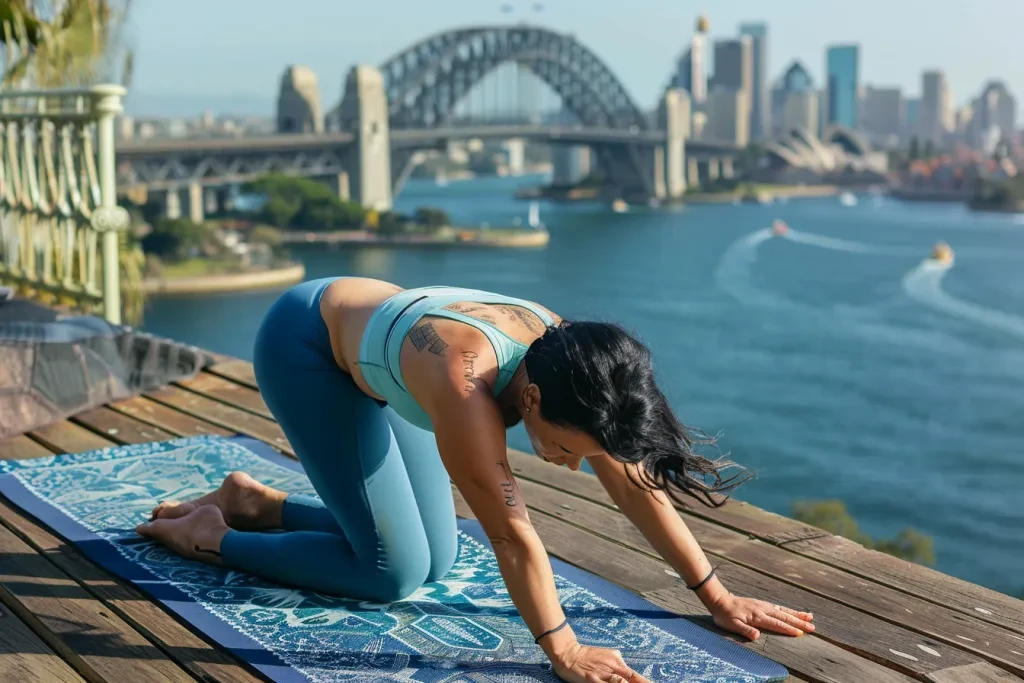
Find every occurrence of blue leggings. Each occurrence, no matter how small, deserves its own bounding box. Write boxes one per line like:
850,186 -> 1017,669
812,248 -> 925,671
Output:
221,278 -> 458,602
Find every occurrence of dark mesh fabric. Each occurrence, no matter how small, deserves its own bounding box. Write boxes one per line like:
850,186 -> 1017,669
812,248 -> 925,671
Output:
0,303 -> 212,439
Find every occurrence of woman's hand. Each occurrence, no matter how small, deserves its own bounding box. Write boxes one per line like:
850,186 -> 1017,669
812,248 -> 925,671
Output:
552,643 -> 653,683
707,593 -> 815,640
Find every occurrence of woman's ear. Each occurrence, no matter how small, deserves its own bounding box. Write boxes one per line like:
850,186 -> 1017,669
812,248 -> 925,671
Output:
521,383 -> 541,414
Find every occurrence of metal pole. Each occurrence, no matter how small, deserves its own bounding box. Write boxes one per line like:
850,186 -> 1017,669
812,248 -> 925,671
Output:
90,84 -> 129,325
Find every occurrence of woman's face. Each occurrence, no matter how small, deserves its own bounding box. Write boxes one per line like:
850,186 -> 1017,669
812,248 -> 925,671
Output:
522,409 -> 604,471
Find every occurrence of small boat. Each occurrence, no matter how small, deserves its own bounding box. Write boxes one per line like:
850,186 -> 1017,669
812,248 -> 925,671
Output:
612,199 -> 629,213
771,220 -> 789,237
435,171 -> 449,187
527,201 -> 544,230
930,242 -> 954,265
839,191 -> 858,207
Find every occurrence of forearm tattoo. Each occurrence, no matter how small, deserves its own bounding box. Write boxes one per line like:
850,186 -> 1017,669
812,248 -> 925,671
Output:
409,322 -> 448,356
497,462 -> 517,506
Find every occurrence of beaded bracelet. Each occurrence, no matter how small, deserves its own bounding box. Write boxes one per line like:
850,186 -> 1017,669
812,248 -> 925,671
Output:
533,619 -> 569,644
686,567 -> 717,592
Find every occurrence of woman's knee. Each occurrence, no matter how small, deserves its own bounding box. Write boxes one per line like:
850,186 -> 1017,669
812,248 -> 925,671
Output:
362,555 -> 431,602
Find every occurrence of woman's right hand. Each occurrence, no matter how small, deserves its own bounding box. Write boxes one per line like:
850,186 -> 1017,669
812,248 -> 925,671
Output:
552,643 -> 652,683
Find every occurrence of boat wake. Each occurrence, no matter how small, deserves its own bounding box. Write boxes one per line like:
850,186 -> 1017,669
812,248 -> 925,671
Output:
714,228 -> 795,309
781,229 -> 918,256
902,261 -> 1024,341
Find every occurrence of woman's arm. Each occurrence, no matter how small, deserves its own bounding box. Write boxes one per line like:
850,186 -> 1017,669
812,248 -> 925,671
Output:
430,384 -> 578,662
589,454 -> 815,640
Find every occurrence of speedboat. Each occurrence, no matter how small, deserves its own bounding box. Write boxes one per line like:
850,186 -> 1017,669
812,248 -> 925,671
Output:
839,191 -> 858,207
612,199 -> 629,213
930,242 -> 954,265
772,220 -> 789,237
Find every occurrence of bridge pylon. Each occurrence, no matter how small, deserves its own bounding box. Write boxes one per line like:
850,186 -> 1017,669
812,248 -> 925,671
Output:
336,65 -> 393,211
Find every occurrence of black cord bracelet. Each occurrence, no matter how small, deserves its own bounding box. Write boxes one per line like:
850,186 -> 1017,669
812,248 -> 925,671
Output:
686,567 -> 716,592
533,619 -> 569,644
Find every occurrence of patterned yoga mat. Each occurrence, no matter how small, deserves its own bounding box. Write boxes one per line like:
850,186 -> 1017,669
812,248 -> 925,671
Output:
0,436 -> 789,682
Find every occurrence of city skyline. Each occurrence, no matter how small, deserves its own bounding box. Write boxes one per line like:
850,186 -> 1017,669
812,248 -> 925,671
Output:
127,0 -> 1024,118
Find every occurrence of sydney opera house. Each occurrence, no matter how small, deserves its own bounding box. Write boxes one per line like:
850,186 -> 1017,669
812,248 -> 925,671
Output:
750,124 -> 890,184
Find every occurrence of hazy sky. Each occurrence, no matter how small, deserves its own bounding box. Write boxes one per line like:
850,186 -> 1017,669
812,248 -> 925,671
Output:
127,0 -> 1023,116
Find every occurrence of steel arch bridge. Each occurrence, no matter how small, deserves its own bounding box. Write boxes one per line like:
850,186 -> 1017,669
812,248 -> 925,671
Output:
375,25 -> 649,132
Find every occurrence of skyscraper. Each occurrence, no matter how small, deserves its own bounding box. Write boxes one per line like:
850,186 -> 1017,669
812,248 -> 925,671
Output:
739,22 -> 769,140
771,60 -> 814,137
673,16 -> 708,105
712,37 -> 753,102
919,71 -> 953,145
705,87 -> 750,146
826,45 -> 860,128
861,86 -> 905,145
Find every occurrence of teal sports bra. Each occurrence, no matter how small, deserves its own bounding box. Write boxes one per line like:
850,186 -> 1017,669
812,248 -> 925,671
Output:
357,286 -> 555,432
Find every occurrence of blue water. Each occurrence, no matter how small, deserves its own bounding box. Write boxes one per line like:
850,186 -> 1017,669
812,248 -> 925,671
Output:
143,176 -> 1024,598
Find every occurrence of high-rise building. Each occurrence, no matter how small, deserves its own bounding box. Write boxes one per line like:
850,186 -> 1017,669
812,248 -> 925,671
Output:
739,22 -> 770,141
781,91 -> 819,135
904,98 -> 921,138
712,37 -> 753,111
919,71 -> 953,145
861,86 -> 905,146
969,81 -> 1017,151
770,60 -> 814,137
673,17 -> 709,105
705,86 -> 750,146
826,45 -> 860,128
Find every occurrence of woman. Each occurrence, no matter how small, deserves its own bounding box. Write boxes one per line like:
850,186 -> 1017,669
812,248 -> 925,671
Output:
139,277 -> 814,683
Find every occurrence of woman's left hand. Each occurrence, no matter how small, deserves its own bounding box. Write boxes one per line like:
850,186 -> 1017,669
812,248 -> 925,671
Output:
707,593 -> 815,640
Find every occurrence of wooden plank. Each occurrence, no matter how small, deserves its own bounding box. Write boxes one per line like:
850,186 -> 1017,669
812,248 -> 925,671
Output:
206,360 -> 258,390
0,435 -> 55,461
516,478 -> 983,680
28,420 -> 114,455
71,407 -> 174,444
451,485 -> 913,683
0,497 -> 263,683
177,372 -> 272,419
144,385 -> 292,455
788,535 -> 1024,637
927,662 -> 1024,682
0,601 -> 86,682
108,395 -> 234,438
506,448 -> 828,545
0,517 -> 194,682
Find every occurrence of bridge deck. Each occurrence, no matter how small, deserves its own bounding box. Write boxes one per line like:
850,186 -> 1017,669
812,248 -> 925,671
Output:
0,357 -> 1022,683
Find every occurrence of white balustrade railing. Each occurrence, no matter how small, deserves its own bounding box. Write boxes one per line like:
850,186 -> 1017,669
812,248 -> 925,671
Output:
0,84 -> 130,324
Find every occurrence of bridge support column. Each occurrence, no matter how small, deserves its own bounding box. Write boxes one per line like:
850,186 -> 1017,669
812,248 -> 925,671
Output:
503,138 -> 525,176
707,158 -> 720,182
663,88 -> 690,199
652,146 -> 666,200
155,188 -> 182,220
552,145 -> 591,185
337,65 -> 392,211
204,188 -> 219,216
329,171 -> 351,202
185,181 -> 204,224
687,157 -> 700,188
721,157 -> 734,179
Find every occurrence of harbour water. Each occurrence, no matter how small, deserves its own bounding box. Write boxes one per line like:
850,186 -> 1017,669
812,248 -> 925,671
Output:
143,175 -> 1024,597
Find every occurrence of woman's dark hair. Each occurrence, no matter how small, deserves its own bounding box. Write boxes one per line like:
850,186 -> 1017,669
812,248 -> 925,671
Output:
524,320 -> 749,507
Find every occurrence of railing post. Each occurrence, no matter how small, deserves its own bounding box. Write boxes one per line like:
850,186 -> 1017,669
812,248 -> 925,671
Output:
89,85 -> 130,325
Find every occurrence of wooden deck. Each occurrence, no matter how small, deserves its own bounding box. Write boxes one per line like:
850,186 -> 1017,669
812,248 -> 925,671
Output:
1,358 -> 1022,683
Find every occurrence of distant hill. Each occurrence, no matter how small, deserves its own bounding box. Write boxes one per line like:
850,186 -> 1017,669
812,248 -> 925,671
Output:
124,91 -> 274,119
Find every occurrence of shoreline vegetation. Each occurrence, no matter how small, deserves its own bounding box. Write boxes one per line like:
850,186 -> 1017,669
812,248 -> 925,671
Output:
517,178 -> 842,205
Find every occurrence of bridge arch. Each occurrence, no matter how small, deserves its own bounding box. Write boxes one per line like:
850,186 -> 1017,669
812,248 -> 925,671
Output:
373,25 -> 649,132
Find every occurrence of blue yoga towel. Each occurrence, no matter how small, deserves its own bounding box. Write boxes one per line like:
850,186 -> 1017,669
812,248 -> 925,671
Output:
0,435 -> 789,682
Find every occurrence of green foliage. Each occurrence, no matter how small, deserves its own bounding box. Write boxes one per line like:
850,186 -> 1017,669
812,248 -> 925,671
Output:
971,175 -> 1024,211
245,173 -> 365,231
414,206 -> 450,229
377,210 -> 405,235
140,218 -> 207,262
792,500 -> 935,566
248,225 -> 283,247
923,139 -> 936,160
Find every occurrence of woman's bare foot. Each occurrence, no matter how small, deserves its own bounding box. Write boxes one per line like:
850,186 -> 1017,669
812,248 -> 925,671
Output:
149,471 -> 286,530
135,504 -> 230,565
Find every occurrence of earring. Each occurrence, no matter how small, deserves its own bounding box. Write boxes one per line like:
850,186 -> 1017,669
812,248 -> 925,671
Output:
526,407 -> 531,413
